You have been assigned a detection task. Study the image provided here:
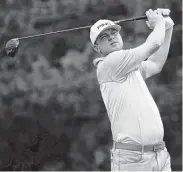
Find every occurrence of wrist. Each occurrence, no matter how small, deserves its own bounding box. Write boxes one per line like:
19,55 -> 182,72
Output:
164,17 -> 175,30
166,25 -> 174,31
155,20 -> 165,28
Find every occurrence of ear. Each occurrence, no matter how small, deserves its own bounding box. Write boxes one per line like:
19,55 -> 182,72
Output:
93,44 -> 100,53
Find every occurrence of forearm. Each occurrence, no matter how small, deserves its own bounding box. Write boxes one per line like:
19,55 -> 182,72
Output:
146,21 -> 166,47
147,26 -> 173,69
128,21 -> 166,65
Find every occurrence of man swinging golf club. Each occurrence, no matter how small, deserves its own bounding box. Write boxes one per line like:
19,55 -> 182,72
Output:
90,8 -> 174,171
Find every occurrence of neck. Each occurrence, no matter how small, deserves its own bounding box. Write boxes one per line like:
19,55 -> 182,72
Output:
100,51 -> 108,57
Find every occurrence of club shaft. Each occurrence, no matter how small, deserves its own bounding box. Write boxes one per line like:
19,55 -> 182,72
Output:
17,15 -> 147,40
18,25 -> 91,40
114,15 -> 147,23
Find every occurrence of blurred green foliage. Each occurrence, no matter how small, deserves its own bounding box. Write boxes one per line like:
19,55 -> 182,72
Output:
0,0 -> 181,170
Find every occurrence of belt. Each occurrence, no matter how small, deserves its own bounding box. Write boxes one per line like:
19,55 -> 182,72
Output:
113,142 -> 165,152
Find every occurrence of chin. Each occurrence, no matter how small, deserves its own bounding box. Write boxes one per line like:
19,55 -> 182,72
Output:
111,46 -> 122,52
104,45 -> 123,56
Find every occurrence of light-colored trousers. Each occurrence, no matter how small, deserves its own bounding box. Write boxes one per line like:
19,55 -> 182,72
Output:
111,147 -> 171,171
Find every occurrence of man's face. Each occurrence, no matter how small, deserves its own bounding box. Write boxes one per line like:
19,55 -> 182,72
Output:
94,28 -> 123,56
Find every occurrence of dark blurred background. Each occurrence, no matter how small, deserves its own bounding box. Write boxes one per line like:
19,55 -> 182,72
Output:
0,0 -> 182,171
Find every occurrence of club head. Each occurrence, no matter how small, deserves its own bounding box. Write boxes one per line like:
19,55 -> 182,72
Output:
5,38 -> 19,58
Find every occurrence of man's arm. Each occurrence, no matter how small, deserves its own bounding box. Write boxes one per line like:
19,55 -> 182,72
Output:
106,9 -> 166,77
140,27 -> 173,79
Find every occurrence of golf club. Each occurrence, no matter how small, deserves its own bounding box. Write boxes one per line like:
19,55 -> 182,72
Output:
5,14 -> 167,58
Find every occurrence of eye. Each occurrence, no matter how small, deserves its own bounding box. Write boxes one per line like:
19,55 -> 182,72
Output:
111,30 -> 118,35
100,35 -> 108,40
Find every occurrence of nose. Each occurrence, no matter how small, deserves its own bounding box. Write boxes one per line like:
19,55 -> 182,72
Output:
108,35 -> 115,41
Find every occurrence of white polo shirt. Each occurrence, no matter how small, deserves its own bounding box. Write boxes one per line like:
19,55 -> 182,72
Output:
93,49 -> 164,145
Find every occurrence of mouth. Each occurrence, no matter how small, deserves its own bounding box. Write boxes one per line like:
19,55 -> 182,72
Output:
110,41 -> 119,45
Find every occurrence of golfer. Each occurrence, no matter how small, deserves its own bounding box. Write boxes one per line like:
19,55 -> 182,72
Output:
90,8 -> 174,171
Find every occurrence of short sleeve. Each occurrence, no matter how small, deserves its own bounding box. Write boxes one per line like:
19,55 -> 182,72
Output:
104,49 -> 139,80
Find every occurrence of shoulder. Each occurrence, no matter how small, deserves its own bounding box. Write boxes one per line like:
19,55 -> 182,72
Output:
93,49 -> 131,70
93,49 -> 133,70
106,49 -> 134,60
107,49 -> 128,59
103,49 -> 134,66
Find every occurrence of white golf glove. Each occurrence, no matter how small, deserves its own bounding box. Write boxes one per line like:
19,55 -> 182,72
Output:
146,8 -> 174,30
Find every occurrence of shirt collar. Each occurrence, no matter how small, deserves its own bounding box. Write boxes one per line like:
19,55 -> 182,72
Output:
93,57 -> 105,67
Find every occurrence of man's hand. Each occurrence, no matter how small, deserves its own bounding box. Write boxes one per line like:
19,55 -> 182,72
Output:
146,8 -> 174,30
157,8 -> 174,29
145,9 -> 165,29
